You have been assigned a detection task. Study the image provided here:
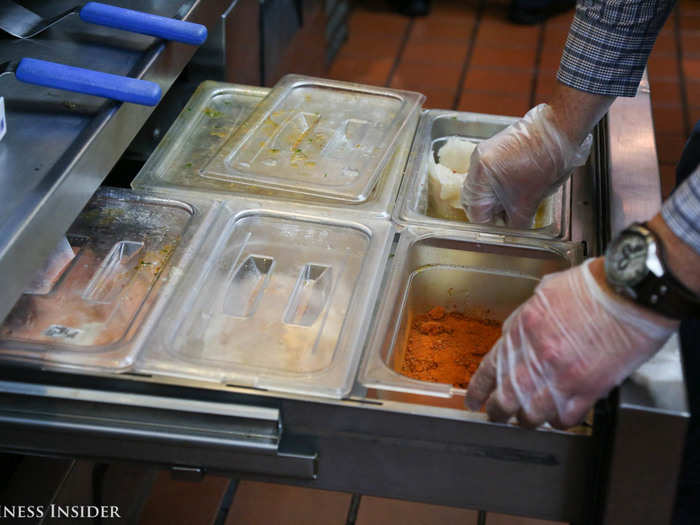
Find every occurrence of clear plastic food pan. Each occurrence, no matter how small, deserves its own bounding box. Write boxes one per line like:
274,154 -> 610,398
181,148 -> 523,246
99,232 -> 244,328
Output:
137,198 -> 393,399
132,80 -> 419,217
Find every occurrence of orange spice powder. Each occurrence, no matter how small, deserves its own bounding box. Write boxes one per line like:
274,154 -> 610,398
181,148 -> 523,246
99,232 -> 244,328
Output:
399,306 -> 502,389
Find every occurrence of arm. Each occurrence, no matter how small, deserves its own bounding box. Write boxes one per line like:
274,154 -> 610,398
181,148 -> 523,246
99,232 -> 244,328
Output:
548,84 -> 613,146
465,171 -> 700,428
661,169 -> 700,282
462,0 -> 676,227
558,0 -> 676,98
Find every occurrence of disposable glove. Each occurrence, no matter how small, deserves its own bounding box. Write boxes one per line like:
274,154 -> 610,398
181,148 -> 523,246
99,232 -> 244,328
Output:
465,259 -> 676,429
462,103 -> 593,228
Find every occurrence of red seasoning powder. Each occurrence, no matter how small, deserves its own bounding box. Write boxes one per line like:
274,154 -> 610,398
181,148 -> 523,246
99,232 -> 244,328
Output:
399,306 -> 502,389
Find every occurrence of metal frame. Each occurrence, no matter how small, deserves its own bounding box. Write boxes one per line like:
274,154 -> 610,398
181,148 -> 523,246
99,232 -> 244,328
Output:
0,366 -> 594,523
598,73 -> 689,525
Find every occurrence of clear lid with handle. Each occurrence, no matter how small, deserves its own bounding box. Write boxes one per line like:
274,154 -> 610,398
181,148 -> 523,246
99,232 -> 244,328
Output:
131,81 -> 418,217
0,187 -> 216,372
137,198 -> 393,398
202,75 -> 424,203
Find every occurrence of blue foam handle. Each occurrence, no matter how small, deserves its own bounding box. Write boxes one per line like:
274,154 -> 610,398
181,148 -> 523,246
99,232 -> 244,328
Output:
79,2 -> 207,45
15,58 -> 161,106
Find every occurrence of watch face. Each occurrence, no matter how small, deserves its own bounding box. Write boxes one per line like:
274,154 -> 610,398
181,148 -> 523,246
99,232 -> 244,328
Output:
606,232 -> 649,286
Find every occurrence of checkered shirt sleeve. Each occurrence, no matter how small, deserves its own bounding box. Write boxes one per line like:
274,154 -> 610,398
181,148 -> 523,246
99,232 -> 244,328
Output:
663,167 -> 700,256
557,0 -> 676,97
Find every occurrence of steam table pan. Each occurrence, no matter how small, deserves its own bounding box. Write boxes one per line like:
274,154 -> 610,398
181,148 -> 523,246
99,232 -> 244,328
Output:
359,227 -> 583,398
395,109 -> 575,239
132,79 -> 420,217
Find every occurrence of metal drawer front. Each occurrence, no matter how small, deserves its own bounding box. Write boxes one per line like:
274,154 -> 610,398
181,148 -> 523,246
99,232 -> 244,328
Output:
0,381 -> 317,479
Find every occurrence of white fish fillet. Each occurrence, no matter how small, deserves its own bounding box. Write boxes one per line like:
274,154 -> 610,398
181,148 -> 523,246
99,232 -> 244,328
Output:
427,137 -> 476,221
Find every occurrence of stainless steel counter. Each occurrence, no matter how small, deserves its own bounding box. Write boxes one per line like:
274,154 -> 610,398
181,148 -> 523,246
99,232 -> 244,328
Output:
0,0 -> 231,324
600,74 -> 689,525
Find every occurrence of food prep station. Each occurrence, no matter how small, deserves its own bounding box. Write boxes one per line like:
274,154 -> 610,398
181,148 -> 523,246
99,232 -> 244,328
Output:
0,2 -> 689,524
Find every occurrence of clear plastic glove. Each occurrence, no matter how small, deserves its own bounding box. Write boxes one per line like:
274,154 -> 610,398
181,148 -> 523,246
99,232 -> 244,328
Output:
462,103 -> 593,228
465,259 -> 676,429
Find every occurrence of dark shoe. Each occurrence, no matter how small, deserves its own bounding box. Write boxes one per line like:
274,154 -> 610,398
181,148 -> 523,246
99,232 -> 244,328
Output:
508,0 -> 575,25
397,0 -> 430,17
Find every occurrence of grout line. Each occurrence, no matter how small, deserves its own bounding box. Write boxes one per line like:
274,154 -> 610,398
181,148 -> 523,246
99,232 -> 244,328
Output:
91,463 -> 110,525
212,479 -> 239,525
452,0 -> 487,109
386,18 -> 415,87
345,493 -> 362,525
673,6 -> 692,136
530,19 -> 547,107
37,460 -> 77,525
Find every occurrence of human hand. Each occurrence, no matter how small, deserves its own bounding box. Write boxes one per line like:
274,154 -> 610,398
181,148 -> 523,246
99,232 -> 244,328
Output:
461,103 -> 592,228
465,258 -> 677,429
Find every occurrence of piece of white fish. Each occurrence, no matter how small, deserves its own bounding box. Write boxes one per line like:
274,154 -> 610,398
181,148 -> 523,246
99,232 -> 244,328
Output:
427,137 -> 476,221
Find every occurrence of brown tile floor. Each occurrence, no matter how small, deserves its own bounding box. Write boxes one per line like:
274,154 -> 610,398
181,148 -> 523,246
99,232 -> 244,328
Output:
329,0 -> 699,200
226,481 -> 352,524
0,457 -> 568,525
138,471 -> 230,525
355,496 -> 479,524
136,474 -> 567,525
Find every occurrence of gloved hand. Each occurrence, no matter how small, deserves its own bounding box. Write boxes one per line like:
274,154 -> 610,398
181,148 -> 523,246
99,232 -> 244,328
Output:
465,258 -> 676,429
462,103 -> 593,228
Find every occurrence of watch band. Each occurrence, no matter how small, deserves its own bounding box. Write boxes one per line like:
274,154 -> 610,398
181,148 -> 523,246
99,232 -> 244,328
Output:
635,223 -> 700,320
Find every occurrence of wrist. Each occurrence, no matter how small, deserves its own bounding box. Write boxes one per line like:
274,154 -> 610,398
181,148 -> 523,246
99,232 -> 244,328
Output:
547,82 -> 615,146
647,214 -> 700,295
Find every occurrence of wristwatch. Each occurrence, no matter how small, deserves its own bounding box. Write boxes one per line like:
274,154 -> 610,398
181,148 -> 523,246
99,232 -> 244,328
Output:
604,223 -> 700,320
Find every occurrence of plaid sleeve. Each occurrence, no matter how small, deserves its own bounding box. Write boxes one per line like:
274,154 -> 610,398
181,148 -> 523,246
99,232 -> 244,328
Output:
557,0 -> 676,97
662,167 -> 700,256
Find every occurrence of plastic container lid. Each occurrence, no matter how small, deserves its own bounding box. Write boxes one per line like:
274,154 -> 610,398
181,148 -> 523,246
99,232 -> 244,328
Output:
203,75 -> 424,203
138,199 -> 393,398
132,82 -> 269,196
132,81 -> 419,218
0,188 -> 215,372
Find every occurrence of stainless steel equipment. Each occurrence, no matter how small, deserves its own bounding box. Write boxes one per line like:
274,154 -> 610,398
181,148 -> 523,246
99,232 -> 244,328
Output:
0,19 -> 687,523
0,1 -> 207,43
395,109 -> 571,239
0,0 -> 229,325
360,230 -> 582,399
